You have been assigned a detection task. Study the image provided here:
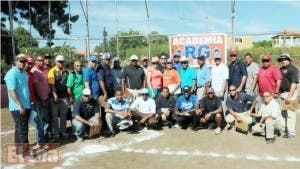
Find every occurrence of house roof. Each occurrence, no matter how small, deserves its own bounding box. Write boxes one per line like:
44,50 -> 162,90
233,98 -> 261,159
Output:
272,29 -> 300,39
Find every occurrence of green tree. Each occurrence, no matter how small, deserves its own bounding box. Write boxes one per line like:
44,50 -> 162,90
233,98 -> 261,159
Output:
1,1 -> 79,39
14,27 -> 38,53
1,28 -> 19,65
253,40 -> 273,48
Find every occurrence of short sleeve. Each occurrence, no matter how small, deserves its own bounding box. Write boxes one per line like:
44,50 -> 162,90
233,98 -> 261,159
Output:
97,68 -> 104,81
290,67 -> 299,83
192,95 -> 199,106
93,101 -> 100,114
107,98 -> 113,108
4,71 -> 17,90
226,98 -> 233,110
47,68 -> 55,84
73,100 -> 81,117
273,67 -> 282,81
83,68 -> 90,82
191,68 -> 197,80
121,67 -> 128,79
66,73 -> 74,88
240,62 -> 248,76
150,99 -> 156,113
176,97 -> 181,108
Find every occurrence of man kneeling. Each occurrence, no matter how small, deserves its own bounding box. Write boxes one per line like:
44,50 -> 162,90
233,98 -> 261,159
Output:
105,90 -> 132,137
252,92 -> 282,144
156,87 -> 176,127
72,88 -> 102,142
200,88 -> 223,135
129,88 -> 157,129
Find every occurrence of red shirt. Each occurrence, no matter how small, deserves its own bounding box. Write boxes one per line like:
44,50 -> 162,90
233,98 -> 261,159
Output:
257,65 -> 282,96
27,70 -> 36,102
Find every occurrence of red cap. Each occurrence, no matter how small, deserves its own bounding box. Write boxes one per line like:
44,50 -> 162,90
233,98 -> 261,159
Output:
230,50 -> 238,56
26,55 -> 34,64
262,55 -> 271,60
141,56 -> 148,61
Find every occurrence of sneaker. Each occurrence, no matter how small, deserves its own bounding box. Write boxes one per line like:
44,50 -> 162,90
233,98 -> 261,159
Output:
266,138 -> 276,144
174,123 -> 179,128
215,127 -> 221,135
76,136 -> 83,142
283,134 -> 295,138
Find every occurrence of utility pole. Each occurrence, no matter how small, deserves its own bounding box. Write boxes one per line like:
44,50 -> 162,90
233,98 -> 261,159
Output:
103,27 -> 108,53
80,0 -> 90,59
145,0 -> 151,58
115,0 -> 119,57
231,0 -> 235,50
48,0 -> 52,54
8,0 -> 15,60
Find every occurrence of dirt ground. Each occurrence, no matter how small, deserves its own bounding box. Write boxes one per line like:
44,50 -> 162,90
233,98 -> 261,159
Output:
1,106 -> 300,169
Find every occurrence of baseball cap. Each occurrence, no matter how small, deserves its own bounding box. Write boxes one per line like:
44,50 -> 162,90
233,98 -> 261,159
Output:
16,54 -> 27,61
197,55 -> 205,60
82,88 -> 91,95
89,55 -> 98,62
26,55 -> 34,64
214,55 -> 222,59
151,56 -> 160,63
182,86 -> 190,92
141,56 -> 148,61
113,57 -> 121,63
277,53 -> 293,62
230,50 -> 238,56
166,58 -> 173,63
130,55 -> 139,61
140,88 -> 149,94
207,88 -> 215,94
44,53 -> 51,59
262,55 -> 271,60
102,53 -> 111,60
55,55 -> 65,61
180,56 -> 188,62
173,51 -> 181,57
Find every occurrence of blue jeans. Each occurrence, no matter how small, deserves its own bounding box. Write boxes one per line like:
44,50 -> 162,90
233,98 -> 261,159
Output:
11,109 -> 30,144
31,102 -> 46,143
72,116 -> 101,136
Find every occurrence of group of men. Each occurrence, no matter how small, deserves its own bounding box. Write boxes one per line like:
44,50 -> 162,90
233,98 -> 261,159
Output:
4,49 -> 299,158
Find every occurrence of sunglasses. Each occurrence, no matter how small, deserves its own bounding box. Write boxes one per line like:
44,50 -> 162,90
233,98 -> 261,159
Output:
152,62 -> 159,65
181,62 -> 188,64
131,60 -> 138,62
37,59 -> 44,62
18,60 -> 27,63
83,95 -> 90,97
161,58 -> 167,59
262,59 -> 270,63
75,65 -> 82,67
91,61 -> 97,63
229,89 -> 236,92
57,61 -> 64,63
141,93 -> 148,95
230,55 -> 237,57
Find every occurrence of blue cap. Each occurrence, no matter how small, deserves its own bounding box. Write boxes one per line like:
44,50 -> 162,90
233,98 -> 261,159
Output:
89,55 -> 98,62
166,58 -> 173,63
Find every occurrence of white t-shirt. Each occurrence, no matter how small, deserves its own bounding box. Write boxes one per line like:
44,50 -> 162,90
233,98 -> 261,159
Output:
211,63 -> 229,93
130,96 -> 156,114
259,99 -> 281,120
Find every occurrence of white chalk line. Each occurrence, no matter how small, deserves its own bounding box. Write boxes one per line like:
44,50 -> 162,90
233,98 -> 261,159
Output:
121,147 -> 300,163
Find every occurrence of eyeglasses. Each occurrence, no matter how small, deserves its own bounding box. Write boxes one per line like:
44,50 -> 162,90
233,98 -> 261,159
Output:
161,58 -> 167,59
37,60 -> 44,62
181,62 -> 188,64
229,89 -> 236,92
152,62 -> 158,65
131,60 -> 137,62
262,59 -> 270,63
263,95 -> 270,98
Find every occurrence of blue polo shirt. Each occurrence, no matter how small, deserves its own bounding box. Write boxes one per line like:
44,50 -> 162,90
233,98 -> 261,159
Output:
196,64 -> 211,87
173,62 -> 182,71
226,92 -> 254,113
107,97 -> 129,111
83,66 -> 100,96
4,66 -> 31,111
179,66 -> 196,88
176,94 -> 198,111
228,60 -> 248,89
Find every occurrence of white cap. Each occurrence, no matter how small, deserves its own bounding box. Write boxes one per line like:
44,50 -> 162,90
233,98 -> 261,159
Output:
82,88 -> 91,95
103,53 -> 111,59
180,56 -> 188,62
55,55 -> 65,61
140,88 -> 148,94
130,55 -> 139,61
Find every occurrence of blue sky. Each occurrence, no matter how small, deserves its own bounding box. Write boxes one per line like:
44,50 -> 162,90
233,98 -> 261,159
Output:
15,0 -> 300,51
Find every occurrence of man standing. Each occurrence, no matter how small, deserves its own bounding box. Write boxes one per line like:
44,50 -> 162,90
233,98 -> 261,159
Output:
196,55 -> 210,99
31,55 -> 50,140
121,55 -> 145,102
112,57 -> 123,90
105,90 -> 132,136
48,55 -> 69,138
172,51 -> 182,71
67,61 -> 84,103
257,55 -> 282,99
72,88 -> 102,142
200,88 -> 223,135
278,54 -> 299,138
97,53 -> 115,100
83,55 -> 100,100
140,56 -> 149,73
4,54 -> 31,155
44,53 -> 52,75
252,92 -> 282,144
244,53 -> 259,96
211,55 -> 228,114
225,85 -> 257,131
174,86 -> 200,130
228,50 -> 248,92
179,56 -> 197,93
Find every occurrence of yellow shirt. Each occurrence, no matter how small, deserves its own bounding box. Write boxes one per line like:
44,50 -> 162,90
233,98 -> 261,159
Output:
48,66 -> 63,84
